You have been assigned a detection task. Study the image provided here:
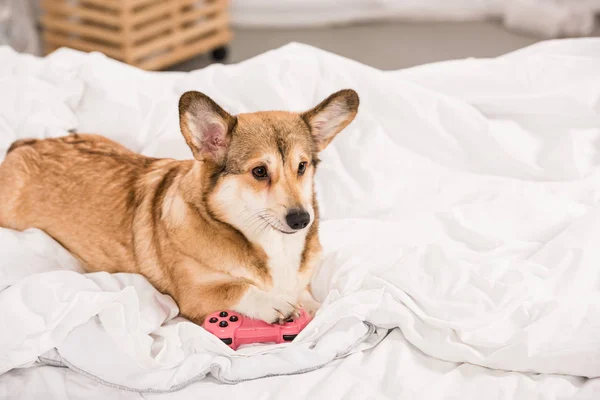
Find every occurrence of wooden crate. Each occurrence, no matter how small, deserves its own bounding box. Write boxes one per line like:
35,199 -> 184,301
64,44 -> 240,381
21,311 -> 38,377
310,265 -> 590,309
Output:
40,0 -> 233,70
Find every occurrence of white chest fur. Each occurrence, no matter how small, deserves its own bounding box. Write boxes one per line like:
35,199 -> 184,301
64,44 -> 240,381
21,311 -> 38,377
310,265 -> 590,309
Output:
231,228 -> 309,323
256,229 -> 307,297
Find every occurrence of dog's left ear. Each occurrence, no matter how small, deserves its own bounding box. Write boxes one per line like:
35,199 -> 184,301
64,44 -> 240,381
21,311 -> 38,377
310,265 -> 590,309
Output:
301,89 -> 359,151
178,91 -> 236,163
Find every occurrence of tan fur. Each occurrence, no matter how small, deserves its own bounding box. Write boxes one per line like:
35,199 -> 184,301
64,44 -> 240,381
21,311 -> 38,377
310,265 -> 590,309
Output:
0,89 -> 359,324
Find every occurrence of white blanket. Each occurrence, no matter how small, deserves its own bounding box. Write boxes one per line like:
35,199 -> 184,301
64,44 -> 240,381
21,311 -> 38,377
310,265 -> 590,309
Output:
1,39 -> 600,397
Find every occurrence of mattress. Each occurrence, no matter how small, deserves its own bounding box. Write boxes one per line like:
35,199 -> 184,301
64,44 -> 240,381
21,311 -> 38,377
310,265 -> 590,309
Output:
1,38 -> 600,399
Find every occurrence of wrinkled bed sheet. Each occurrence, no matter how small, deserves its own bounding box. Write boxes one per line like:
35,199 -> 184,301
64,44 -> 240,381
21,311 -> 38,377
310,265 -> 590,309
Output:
1,39 -> 600,398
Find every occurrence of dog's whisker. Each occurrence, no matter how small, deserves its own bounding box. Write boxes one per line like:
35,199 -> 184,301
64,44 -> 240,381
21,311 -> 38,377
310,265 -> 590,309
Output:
241,209 -> 274,232
249,216 -> 267,232
253,217 -> 270,235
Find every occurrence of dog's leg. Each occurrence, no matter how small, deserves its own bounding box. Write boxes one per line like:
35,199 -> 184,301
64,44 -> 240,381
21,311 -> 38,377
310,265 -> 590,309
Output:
177,280 -> 250,324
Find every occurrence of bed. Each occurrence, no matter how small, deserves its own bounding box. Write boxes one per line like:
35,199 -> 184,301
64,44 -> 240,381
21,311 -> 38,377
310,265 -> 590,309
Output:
1,38 -> 600,399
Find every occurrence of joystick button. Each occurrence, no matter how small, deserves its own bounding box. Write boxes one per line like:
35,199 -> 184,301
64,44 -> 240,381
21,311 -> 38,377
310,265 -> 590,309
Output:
219,321 -> 228,328
209,317 -> 218,323
229,316 -> 238,322
219,311 -> 228,318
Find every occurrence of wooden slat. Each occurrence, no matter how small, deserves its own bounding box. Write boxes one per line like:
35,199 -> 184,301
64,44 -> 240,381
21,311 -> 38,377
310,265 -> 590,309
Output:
131,1 -> 171,26
131,18 -> 173,43
136,29 -> 232,70
180,12 -> 228,42
122,0 -> 135,63
43,31 -> 124,60
130,33 -> 174,61
170,0 -> 183,51
40,0 -> 121,27
79,0 -> 124,11
128,0 -> 165,11
180,1 -> 226,25
131,0 -> 227,34
41,15 -> 123,44
180,0 -> 199,7
131,12 -> 227,60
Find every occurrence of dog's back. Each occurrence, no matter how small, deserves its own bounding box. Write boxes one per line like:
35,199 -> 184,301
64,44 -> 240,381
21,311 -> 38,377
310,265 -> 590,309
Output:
0,134 -> 155,272
0,139 -> 37,229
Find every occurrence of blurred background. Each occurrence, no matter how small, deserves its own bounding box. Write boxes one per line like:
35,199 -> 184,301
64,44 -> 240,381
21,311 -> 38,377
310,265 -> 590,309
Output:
1,0 -> 600,72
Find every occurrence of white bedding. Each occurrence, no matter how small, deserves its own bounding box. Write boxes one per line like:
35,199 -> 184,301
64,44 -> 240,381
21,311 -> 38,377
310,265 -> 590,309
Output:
1,39 -> 600,398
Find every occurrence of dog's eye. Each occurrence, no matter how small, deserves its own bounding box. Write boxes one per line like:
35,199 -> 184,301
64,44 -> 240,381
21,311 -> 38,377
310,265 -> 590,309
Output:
252,166 -> 268,179
298,162 -> 308,175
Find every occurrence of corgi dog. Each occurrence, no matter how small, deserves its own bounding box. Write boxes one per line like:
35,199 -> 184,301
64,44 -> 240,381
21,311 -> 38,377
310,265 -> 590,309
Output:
0,89 -> 359,324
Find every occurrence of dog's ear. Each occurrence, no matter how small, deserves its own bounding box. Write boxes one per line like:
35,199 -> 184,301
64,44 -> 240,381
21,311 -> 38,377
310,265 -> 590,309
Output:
301,89 -> 359,151
179,91 -> 236,163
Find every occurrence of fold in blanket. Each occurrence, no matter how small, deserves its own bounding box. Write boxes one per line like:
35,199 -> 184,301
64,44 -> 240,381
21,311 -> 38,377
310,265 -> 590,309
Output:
1,39 -> 600,391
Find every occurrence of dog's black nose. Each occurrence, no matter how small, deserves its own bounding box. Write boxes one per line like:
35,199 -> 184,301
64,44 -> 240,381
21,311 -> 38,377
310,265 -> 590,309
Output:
285,209 -> 310,230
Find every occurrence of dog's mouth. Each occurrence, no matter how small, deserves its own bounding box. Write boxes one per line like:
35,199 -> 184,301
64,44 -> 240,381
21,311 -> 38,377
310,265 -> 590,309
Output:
258,215 -> 297,235
271,225 -> 297,235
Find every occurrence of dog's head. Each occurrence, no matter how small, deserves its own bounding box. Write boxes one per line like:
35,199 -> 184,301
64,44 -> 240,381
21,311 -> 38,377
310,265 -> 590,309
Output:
178,89 -> 359,237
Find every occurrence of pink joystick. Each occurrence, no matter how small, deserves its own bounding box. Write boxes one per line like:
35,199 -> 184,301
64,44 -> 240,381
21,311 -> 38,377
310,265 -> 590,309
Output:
202,309 -> 312,350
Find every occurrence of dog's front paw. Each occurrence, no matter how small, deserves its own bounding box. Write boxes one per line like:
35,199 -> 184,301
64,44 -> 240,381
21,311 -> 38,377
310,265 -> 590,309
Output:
234,287 -> 299,324
270,294 -> 302,324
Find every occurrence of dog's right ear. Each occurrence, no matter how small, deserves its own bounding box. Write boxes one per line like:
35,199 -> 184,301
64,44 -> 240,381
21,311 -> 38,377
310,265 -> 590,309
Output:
178,91 -> 236,163
301,89 -> 359,151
